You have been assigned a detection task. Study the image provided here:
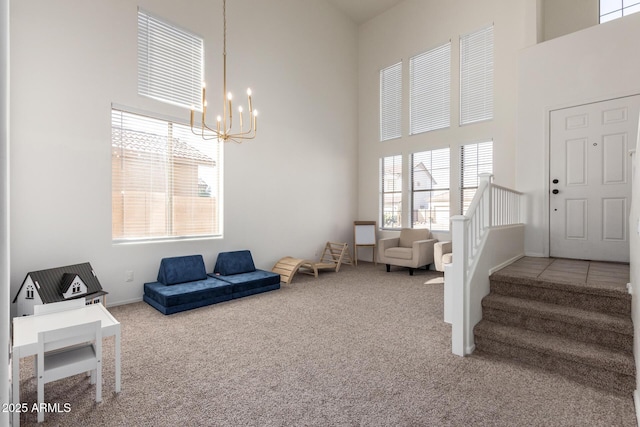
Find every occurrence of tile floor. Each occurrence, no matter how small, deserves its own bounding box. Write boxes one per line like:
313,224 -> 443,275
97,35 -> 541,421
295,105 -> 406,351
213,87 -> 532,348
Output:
495,257 -> 629,289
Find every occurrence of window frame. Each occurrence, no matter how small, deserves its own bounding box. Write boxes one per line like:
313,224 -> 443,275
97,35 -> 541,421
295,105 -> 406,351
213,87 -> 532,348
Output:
137,8 -> 204,110
460,140 -> 493,215
379,62 -> 403,142
600,0 -> 640,22
409,41 -> 451,135
460,25 -> 494,126
111,106 -> 222,243
380,155 -> 403,230
411,148 -> 451,231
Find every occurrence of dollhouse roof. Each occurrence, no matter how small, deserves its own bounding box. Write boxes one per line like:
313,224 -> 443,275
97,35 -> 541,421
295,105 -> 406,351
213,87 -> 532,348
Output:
12,262 -> 107,303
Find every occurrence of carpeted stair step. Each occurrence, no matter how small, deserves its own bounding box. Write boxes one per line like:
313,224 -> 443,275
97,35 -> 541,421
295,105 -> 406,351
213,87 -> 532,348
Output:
488,275 -> 630,316
482,294 -> 633,353
474,319 -> 635,395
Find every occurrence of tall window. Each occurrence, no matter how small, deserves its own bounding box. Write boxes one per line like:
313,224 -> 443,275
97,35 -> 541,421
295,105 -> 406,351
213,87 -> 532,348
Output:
138,9 -> 204,110
460,25 -> 494,125
111,108 -> 221,241
412,148 -> 450,231
380,62 -> 402,141
410,42 -> 451,135
460,141 -> 493,214
600,0 -> 640,22
381,155 -> 403,228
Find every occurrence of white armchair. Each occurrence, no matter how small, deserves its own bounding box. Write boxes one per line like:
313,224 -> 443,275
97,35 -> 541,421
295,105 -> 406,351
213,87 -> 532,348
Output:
434,241 -> 452,272
378,228 -> 437,275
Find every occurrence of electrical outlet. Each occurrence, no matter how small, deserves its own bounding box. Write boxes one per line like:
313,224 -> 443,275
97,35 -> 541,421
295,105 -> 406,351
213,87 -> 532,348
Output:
125,270 -> 134,282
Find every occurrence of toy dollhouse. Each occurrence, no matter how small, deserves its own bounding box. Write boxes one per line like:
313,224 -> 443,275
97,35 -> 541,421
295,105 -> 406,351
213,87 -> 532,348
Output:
13,262 -> 108,316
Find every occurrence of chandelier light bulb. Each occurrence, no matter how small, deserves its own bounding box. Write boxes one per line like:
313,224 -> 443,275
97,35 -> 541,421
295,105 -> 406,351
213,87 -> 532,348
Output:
253,110 -> 258,117
247,88 -> 252,96
227,92 -> 233,100
238,106 -> 243,113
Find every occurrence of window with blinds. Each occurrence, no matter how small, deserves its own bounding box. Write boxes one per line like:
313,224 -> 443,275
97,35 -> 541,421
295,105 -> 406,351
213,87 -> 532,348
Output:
460,25 -> 493,125
600,0 -> 640,22
381,155 -> 403,229
460,141 -> 493,214
410,42 -> 451,135
380,62 -> 402,141
111,108 -> 221,242
138,9 -> 204,110
412,148 -> 450,231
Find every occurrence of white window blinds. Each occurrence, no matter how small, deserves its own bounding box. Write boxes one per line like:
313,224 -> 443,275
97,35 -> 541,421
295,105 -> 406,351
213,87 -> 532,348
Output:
460,140 -> 493,214
111,108 -> 221,241
460,25 -> 493,125
138,9 -> 204,110
412,148 -> 450,231
410,42 -> 451,135
380,62 -> 402,141
381,155 -> 403,228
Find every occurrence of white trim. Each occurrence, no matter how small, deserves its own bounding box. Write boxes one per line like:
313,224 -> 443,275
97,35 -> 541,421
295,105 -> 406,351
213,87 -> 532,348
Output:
488,253 -> 524,275
106,297 -> 143,308
634,389 -> 640,427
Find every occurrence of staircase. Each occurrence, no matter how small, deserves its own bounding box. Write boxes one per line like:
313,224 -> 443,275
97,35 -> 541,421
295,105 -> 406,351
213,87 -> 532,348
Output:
474,257 -> 635,395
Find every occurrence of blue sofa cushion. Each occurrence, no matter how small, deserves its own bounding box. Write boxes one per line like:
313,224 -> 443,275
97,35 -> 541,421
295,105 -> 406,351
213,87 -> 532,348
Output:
157,255 -> 207,285
214,250 -> 256,276
210,269 -> 280,294
144,276 -> 231,308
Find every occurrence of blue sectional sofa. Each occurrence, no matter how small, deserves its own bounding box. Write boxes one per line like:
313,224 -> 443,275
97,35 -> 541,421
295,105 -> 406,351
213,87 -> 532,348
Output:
143,251 -> 280,315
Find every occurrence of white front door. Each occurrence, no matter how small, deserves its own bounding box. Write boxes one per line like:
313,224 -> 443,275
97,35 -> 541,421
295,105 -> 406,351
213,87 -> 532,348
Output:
549,95 -> 640,262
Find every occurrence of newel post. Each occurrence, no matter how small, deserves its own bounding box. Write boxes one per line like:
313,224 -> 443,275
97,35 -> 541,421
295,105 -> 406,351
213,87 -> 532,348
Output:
451,215 -> 468,356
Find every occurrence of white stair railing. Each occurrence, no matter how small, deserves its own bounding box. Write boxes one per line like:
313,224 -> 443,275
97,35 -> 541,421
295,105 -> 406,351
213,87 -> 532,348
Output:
449,173 -> 523,356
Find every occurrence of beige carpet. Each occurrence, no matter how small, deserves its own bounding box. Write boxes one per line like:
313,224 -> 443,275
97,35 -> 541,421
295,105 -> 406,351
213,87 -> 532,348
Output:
17,263 -> 635,426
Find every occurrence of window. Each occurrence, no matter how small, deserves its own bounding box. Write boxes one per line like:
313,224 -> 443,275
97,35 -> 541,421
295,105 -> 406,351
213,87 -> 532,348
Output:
26,285 -> 34,300
111,108 -> 221,241
138,9 -> 204,110
460,141 -> 493,214
600,0 -> 640,22
412,148 -> 450,231
381,155 -> 403,228
460,25 -> 494,125
410,42 -> 451,134
72,283 -> 81,294
380,62 -> 402,141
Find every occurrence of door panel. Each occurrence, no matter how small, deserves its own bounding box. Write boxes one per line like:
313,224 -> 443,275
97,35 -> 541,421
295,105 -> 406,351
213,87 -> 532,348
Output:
549,95 -> 640,262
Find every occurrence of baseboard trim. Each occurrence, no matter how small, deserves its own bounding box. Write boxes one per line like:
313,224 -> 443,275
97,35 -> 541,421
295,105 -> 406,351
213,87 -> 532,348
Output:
107,296 -> 143,308
634,389 -> 640,427
465,344 -> 476,355
488,253 -> 524,275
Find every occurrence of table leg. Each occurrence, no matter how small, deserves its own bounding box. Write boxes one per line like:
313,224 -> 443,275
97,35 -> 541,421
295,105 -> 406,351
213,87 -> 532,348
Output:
12,349 -> 20,427
115,329 -> 121,393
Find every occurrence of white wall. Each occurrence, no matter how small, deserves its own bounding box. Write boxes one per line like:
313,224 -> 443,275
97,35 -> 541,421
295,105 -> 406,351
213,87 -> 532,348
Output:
9,0 -> 358,308
1,0 -> 9,421
542,0 -> 598,41
357,0 -> 534,243
517,12 -> 640,257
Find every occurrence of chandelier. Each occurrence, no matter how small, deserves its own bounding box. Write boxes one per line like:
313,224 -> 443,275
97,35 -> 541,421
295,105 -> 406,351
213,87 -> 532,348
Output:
190,0 -> 258,142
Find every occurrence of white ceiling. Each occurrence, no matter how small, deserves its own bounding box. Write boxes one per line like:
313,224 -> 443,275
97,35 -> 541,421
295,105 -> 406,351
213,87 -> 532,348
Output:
326,0 -> 405,24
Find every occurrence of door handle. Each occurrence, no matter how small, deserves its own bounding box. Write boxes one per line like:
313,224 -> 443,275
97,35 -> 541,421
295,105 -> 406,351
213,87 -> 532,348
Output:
552,189 -> 559,194
552,179 -> 559,184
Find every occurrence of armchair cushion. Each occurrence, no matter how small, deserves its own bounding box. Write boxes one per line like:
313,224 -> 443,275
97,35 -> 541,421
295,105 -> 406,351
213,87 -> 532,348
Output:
398,228 -> 431,247
385,247 -> 414,260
